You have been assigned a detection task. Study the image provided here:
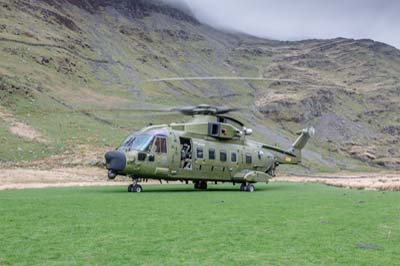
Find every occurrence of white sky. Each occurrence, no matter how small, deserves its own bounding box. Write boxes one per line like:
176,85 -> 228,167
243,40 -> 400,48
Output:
164,0 -> 400,48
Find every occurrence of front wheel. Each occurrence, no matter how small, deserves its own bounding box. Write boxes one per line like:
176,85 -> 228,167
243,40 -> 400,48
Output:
108,169 -> 117,179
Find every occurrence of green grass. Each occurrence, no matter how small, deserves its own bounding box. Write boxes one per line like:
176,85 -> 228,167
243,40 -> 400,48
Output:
0,183 -> 399,265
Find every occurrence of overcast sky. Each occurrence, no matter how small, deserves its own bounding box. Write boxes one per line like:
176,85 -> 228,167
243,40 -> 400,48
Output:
164,0 -> 400,48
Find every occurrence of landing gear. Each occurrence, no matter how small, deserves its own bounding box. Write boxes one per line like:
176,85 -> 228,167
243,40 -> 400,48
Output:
128,177 -> 143,193
267,163 -> 278,177
246,183 -> 255,192
194,180 -> 207,190
240,183 -> 255,192
108,169 -> 117,179
128,184 -> 142,193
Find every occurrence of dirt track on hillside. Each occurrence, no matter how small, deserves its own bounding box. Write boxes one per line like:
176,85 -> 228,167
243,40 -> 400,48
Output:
0,166 -> 399,191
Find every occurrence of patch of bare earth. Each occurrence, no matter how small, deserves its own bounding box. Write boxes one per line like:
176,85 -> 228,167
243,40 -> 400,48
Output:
0,144 -> 110,169
0,167 -> 130,190
0,161 -> 399,191
273,172 -> 400,191
0,107 -> 50,144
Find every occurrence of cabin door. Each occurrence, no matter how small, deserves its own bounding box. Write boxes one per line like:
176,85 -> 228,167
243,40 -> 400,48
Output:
179,137 -> 193,170
150,136 -> 169,177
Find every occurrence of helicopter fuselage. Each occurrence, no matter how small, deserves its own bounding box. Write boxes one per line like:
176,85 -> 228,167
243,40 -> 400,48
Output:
105,114 -> 311,192
120,127 -> 275,183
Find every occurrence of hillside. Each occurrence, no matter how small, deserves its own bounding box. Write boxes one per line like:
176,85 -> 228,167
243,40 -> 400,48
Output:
0,0 -> 399,172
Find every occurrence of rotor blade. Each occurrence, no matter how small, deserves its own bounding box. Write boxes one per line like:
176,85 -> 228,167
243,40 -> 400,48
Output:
215,107 -> 242,115
170,106 -> 198,115
11,107 -> 176,115
147,76 -> 300,83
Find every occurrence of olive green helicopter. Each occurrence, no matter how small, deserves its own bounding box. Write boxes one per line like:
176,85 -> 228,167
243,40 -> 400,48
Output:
105,104 -> 315,193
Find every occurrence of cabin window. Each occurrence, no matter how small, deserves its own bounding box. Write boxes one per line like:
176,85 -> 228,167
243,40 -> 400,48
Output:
208,123 -> 220,137
197,147 -> 204,159
212,124 -> 219,135
154,137 -> 167,153
245,153 -> 252,164
231,152 -> 237,162
209,148 -> 215,160
220,151 -> 227,162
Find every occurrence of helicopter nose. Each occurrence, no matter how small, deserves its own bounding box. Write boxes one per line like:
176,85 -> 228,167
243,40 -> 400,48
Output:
105,151 -> 126,176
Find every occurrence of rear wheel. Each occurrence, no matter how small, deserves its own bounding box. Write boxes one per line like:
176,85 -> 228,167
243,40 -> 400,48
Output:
246,184 -> 255,193
128,184 -> 142,193
200,181 -> 207,190
195,181 -> 207,190
134,185 -> 143,193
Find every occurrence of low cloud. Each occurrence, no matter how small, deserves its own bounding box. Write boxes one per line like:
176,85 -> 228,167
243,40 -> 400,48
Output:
164,0 -> 400,48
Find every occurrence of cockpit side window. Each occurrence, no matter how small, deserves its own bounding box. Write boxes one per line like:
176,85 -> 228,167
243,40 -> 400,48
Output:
154,136 -> 167,153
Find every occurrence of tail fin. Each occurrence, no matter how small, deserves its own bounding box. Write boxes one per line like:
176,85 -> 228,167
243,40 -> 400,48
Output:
262,127 -> 315,165
288,127 -> 315,162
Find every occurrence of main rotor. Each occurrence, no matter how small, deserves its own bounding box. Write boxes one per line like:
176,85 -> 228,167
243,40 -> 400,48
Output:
173,104 -> 239,116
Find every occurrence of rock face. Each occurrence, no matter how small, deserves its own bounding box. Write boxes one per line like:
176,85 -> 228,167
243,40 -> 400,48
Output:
0,0 -> 399,170
46,0 -> 198,23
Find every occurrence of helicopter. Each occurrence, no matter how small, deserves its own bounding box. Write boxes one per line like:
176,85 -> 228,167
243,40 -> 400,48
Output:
105,104 -> 315,192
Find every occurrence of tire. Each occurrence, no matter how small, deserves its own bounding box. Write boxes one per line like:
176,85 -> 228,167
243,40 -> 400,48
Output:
108,169 -> 117,179
246,184 -> 255,193
134,185 -> 143,193
128,184 -> 134,193
200,181 -> 207,190
240,183 -> 246,191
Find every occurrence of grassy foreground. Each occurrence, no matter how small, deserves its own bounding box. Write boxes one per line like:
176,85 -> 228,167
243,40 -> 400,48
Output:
0,183 -> 399,266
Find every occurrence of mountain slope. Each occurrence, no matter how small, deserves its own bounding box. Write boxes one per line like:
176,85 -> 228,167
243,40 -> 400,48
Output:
0,0 -> 399,171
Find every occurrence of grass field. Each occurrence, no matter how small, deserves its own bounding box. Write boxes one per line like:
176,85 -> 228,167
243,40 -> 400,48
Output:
0,183 -> 399,266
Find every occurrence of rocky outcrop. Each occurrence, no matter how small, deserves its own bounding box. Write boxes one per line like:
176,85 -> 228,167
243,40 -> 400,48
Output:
43,0 -> 199,24
258,89 -> 335,123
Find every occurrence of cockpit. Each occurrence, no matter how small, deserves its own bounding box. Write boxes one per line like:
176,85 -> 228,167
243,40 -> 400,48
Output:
118,129 -> 168,152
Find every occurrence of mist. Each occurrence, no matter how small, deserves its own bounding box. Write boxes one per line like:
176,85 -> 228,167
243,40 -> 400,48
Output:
163,0 -> 400,48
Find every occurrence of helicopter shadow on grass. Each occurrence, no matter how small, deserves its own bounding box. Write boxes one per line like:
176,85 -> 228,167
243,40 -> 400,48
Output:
94,184 -> 287,194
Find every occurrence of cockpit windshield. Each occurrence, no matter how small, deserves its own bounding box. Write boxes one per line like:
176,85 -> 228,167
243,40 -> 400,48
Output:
118,134 -> 154,152
118,129 -> 168,152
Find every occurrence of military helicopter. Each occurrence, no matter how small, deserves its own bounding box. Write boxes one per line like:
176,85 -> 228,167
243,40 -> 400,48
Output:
105,104 -> 314,192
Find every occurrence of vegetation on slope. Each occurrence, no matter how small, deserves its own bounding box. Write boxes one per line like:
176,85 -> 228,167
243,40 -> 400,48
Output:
0,0 -> 399,171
